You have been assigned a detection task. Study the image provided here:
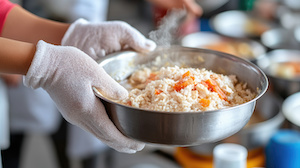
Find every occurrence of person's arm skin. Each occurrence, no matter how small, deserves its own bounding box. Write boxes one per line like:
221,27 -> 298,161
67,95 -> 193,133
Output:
1,5 -> 69,45
148,0 -> 203,16
0,37 -> 34,74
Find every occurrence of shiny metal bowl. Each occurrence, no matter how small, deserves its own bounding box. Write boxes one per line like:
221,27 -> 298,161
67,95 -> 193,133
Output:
256,49 -> 300,98
94,46 -> 268,146
282,92 -> 300,131
181,32 -> 266,63
261,28 -> 300,50
188,90 -> 284,154
210,10 -> 272,38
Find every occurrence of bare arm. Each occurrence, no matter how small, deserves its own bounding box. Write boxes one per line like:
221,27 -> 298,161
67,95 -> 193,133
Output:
1,5 -> 70,45
147,0 -> 203,16
0,37 -> 35,74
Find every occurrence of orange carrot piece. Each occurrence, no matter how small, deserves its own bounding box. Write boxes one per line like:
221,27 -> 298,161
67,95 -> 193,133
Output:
173,77 -> 195,92
204,79 -> 227,100
155,89 -> 163,95
199,99 -> 210,107
148,73 -> 157,81
182,71 -> 191,78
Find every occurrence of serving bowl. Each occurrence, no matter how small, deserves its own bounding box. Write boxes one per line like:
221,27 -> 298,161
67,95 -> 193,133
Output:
187,90 -> 284,155
181,32 -> 266,63
282,92 -> 300,131
256,49 -> 300,98
261,28 -> 300,50
210,10 -> 272,38
94,46 -> 268,146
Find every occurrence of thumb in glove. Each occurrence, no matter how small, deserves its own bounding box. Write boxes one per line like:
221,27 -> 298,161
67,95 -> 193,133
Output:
24,40 -> 145,153
61,19 -> 156,61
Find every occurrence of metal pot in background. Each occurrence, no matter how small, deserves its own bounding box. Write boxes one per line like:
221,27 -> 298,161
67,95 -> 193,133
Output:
256,49 -> 300,98
282,92 -> 300,131
261,28 -> 300,50
210,10 -> 273,38
181,31 -> 266,63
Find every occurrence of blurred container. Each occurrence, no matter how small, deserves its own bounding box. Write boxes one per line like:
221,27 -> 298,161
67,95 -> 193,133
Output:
282,92 -> 300,131
256,49 -> 300,98
213,143 -> 248,168
265,129 -> 300,168
261,28 -> 300,50
175,147 -> 265,168
294,25 -> 300,44
282,0 -> 300,11
181,32 -> 266,63
210,10 -> 272,38
195,0 -> 229,15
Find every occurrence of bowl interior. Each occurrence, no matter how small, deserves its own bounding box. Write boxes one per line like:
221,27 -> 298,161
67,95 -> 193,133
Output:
100,46 -> 268,96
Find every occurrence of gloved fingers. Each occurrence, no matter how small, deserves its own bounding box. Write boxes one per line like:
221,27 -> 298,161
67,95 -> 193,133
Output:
93,67 -> 128,100
87,48 -> 106,62
125,35 -> 157,54
119,23 -> 156,53
83,100 -> 145,153
96,122 -> 146,153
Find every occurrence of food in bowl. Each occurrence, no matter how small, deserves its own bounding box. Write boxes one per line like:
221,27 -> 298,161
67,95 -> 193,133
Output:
244,19 -> 270,36
181,32 -> 266,62
119,66 -> 256,112
202,41 -> 255,59
269,61 -> 300,79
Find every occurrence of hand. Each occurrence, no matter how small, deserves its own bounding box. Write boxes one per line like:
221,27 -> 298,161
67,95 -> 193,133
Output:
24,40 -> 145,153
61,19 -> 156,62
149,0 -> 203,16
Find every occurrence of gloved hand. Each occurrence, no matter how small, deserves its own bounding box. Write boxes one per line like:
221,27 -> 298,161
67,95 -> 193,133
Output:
24,40 -> 145,153
61,19 -> 156,62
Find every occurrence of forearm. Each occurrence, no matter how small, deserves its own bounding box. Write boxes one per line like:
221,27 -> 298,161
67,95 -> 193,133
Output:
1,6 -> 70,45
0,37 -> 35,75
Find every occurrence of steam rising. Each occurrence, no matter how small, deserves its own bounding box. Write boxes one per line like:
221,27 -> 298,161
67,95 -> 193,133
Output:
149,9 -> 186,46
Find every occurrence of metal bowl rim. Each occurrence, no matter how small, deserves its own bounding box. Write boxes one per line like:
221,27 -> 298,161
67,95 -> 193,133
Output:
256,49 -> 300,82
96,46 -> 268,114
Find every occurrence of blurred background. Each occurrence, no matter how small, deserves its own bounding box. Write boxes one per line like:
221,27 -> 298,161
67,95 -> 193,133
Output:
1,0 -> 300,168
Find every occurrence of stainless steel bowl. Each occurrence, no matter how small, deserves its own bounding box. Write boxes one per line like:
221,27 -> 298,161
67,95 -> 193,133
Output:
261,28 -> 300,50
282,92 -> 300,131
256,49 -> 300,98
94,46 -> 268,146
181,32 -> 266,63
210,10 -> 272,38
188,90 -> 284,154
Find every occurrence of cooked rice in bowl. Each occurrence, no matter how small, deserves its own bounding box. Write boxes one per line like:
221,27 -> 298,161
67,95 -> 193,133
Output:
119,66 -> 256,112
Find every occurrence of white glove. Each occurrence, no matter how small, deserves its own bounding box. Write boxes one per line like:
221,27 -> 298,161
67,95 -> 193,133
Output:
24,40 -> 145,153
61,19 -> 156,62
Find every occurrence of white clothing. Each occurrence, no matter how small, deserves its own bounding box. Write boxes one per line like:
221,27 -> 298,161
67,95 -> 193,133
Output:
8,84 -> 61,134
23,0 -> 109,23
0,79 -> 9,150
67,125 -> 108,159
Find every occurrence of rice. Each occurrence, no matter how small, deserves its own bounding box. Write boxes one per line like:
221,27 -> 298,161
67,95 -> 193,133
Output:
119,66 -> 256,112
